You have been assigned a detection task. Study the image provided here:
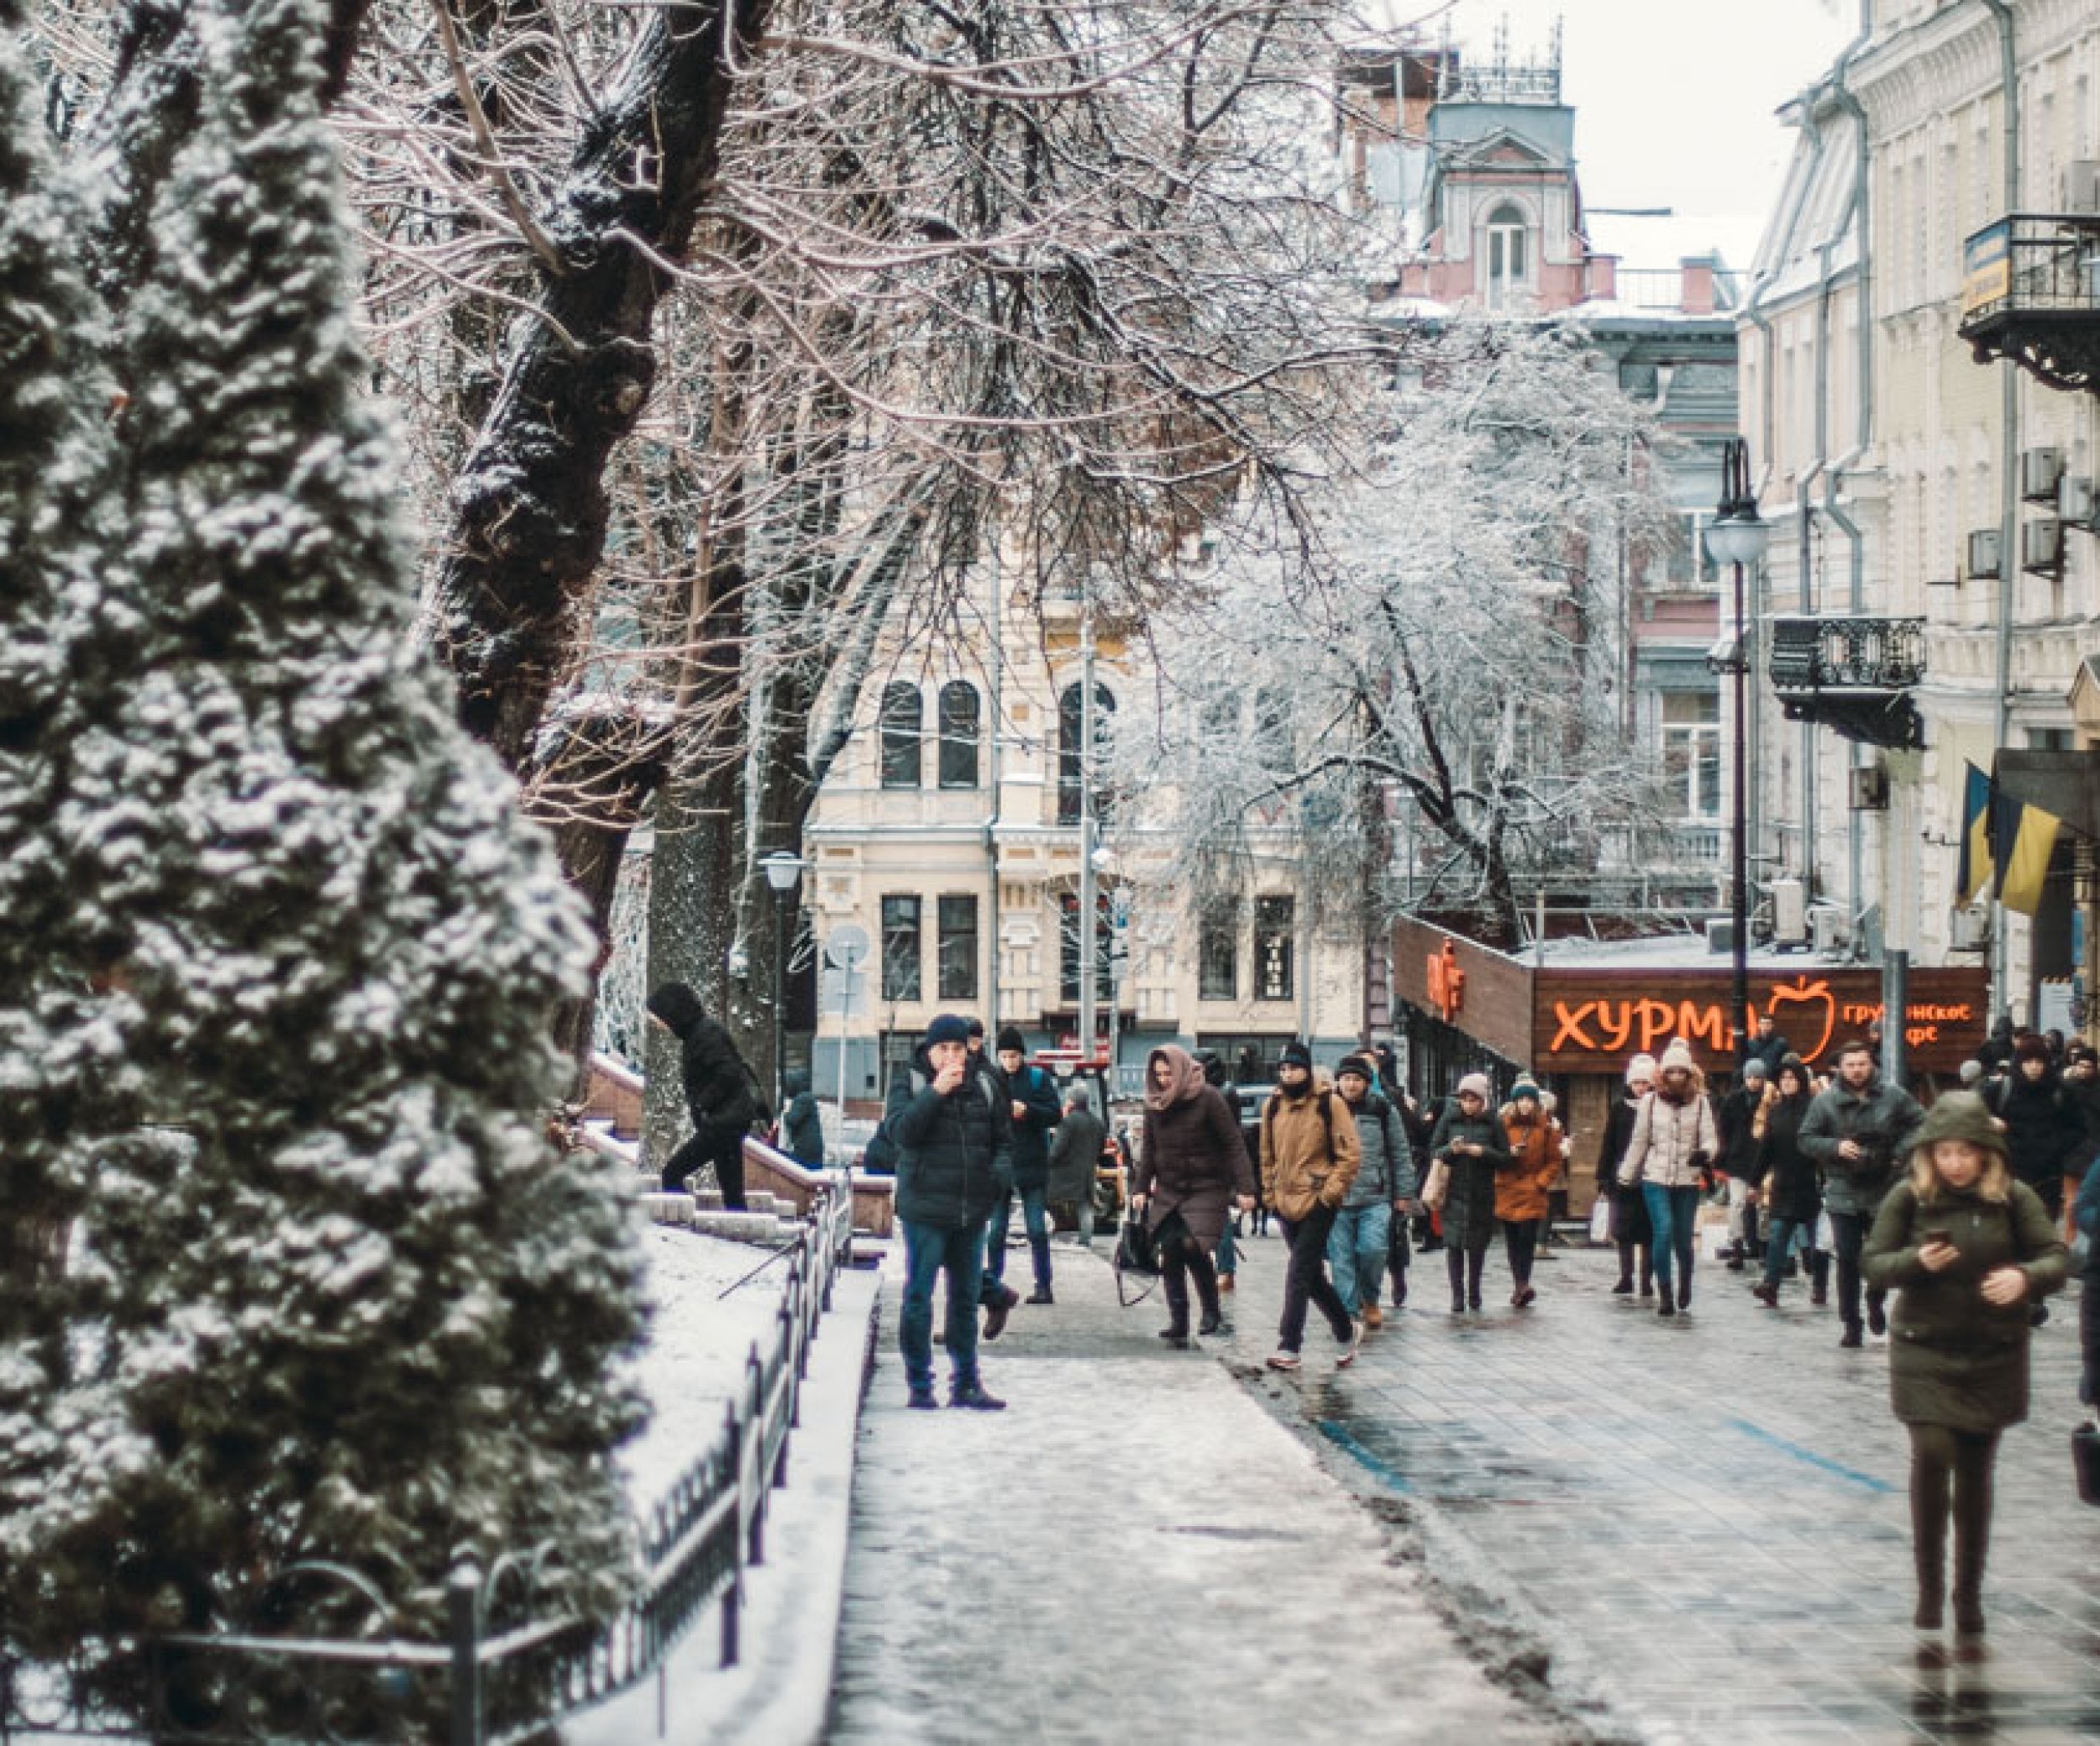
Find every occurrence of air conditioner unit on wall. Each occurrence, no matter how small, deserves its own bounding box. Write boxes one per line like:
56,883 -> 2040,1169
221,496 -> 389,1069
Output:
1771,876 -> 1808,945
2061,475 -> 2099,532
2065,160 -> 2100,217
2021,447 -> 2066,503
1849,763 -> 1889,810
2022,518 -> 2065,577
1704,916 -> 1733,955
1809,907 -> 1848,957
1968,528 -> 2001,579
1950,906 -> 1991,952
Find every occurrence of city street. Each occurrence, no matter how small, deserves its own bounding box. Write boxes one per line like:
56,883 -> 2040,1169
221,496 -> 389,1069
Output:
834,1226 -> 2100,1743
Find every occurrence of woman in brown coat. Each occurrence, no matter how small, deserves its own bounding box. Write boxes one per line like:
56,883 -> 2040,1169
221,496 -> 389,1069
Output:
1134,1045 -> 1255,1346
1496,1080 -> 1562,1308
1864,1092 -> 2067,1636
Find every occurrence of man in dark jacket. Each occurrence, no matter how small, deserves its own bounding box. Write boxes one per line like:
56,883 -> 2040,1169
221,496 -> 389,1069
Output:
1744,1013 -> 1792,1078
1716,1059 -> 1768,1269
889,1013 -> 1013,1410
985,1027 -> 1063,1307
647,982 -> 763,1207
1046,1083 -> 1107,1248
1800,1038 -> 1924,1347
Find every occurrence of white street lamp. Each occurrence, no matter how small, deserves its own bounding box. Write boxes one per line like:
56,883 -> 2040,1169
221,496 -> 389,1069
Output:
758,852 -> 806,1116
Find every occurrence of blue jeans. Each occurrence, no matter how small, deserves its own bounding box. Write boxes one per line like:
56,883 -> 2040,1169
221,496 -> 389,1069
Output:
900,1219 -> 986,1392
984,1185 -> 1051,1290
1327,1202 -> 1393,1313
1215,1214 -> 1236,1278
1640,1182 -> 1702,1294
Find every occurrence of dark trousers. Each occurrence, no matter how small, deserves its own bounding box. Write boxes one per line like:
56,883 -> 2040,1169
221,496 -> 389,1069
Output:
1501,1218 -> 1538,1289
1161,1231 -> 1221,1335
1276,1206 -> 1353,1352
1827,1209 -> 1886,1331
1908,1423 -> 2000,1606
1445,1243 -> 1488,1307
664,1121 -> 747,1207
899,1219 -> 986,1392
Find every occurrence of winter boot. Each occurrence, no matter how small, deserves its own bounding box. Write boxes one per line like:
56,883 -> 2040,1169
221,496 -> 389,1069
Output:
1161,1270 -> 1192,1346
950,1378 -> 1007,1411
1656,1281 -> 1676,1318
1194,1272 -> 1223,1338
1725,1241 -> 1746,1273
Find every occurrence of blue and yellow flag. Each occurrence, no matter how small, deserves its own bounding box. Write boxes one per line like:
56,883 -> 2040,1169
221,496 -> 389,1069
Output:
1991,786 -> 2063,916
1956,763 -> 1993,906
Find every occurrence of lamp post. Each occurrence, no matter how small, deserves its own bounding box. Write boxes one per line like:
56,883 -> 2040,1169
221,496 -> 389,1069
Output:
1705,437 -> 1771,1070
758,850 -> 806,1117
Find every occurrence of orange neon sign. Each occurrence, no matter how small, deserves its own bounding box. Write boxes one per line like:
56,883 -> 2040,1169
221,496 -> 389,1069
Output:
1544,977 -> 1979,1067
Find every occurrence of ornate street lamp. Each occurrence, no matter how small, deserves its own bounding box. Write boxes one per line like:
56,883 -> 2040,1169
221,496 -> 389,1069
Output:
759,850 -> 807,1117
1705,438 -> 1771,1070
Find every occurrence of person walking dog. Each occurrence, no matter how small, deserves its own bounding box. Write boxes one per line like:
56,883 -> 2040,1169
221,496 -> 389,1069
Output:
1864,1092 -> 2067,1636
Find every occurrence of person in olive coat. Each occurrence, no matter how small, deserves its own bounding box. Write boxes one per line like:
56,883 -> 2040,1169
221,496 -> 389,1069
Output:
1133,1044 -> 1254,1345
1426,1073 -> 1511,1313
1864,1093 -> 2067,1636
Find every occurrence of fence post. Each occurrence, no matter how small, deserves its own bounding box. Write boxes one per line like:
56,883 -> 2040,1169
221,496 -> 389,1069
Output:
743,1348 -> 767,1567
448,1560 -> 482,1746
721,1399 -> 743,1669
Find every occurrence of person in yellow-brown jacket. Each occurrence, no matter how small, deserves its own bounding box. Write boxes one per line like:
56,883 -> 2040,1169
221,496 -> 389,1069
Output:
1260,1040 -> 1363,1372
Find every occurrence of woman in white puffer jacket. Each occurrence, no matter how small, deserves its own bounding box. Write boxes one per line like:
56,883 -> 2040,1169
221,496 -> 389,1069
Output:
1618,1037 -> 1720,1320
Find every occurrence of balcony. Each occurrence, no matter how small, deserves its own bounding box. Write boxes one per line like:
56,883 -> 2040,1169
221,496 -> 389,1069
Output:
1957,213 -> 2100,395
1767,615 -> 1925,750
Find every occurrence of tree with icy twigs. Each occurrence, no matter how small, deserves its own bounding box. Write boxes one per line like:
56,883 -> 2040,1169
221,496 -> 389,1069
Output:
0,0 -> 648,1700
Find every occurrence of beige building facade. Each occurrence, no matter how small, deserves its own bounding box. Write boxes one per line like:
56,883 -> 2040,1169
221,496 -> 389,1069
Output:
1739,0 -> 2100,1030
800,580 -> 1365,1102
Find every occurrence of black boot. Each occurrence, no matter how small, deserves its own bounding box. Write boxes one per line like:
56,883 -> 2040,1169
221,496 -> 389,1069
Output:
1656,1281 -> 1675,1318
1160,1270 -> 1191,1347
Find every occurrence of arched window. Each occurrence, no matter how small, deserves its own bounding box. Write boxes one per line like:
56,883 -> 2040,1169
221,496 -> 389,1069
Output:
1057,681 -> 1115,824
937,681 -> 981,789
879,683 -> 922,789
1484,201 -> 1529,310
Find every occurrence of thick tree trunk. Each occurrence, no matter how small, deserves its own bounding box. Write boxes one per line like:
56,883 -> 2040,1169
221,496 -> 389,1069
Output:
429,0 -> 772,773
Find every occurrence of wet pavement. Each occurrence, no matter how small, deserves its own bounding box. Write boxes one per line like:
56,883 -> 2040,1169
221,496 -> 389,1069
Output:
826,1236 -> 1556,1743
1215,1225 -> 2100,1743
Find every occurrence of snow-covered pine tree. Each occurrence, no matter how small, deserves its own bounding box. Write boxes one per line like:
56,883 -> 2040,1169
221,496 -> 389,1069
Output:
8,0 -> 648,1689
0,0 -> 157,1636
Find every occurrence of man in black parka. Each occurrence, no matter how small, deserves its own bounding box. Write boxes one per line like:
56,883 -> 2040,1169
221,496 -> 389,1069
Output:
889,1013 -> 1015,1410
647,981 -> 764,1208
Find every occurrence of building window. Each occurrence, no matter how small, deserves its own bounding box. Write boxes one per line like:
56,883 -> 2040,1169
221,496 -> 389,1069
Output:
879,683 -> 921,789
1199,904 -> 1239,1002
1484,202 -> 1529,310
937,895 -> 978,1000
937,682 -> 981,789
1254,896 -> 1294,1003
1660,691 -> 1721,821
1057,682 -> 1116,825
880,895 -> 922,1002
1058,890 -> 1114,1004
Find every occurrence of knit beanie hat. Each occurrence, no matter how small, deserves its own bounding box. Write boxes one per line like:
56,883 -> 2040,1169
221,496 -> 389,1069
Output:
1741,1059 -> 1768,1081
996,1025 -> 1027,1055
2013,1034 -> 2052,1065
1279,1039 -> 1312,1070
1335,1053 -> 1376,1084
925,1013 -> 971,1048
1657,1037 -> 1698,1075
1625,1052 -> 1659,1088
1509,1078 -> 1541,1104
1455,1072 -> 1491,1101
1957,1059 -> 1985,1087
1908,1091 -> 2007,1161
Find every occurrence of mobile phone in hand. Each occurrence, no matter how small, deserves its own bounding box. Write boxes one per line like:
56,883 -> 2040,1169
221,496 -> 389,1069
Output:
1922,1227 -> 1951,1246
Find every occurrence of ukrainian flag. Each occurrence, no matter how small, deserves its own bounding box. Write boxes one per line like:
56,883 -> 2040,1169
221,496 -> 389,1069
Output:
1957,762 -> 1993,906
1991,784 -> 2064,916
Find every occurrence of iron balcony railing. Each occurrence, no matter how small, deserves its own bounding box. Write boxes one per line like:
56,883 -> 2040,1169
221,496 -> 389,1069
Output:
1767,615 -> 1926,695
1960,213 -> 2100,327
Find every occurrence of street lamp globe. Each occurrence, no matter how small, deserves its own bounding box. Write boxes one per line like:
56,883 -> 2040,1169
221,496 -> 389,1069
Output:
1705,512 -> 1771,570
760,850 -> 805,895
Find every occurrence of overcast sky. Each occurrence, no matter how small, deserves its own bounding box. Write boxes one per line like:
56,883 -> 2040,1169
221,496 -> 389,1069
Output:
1389,0 -> 1862,268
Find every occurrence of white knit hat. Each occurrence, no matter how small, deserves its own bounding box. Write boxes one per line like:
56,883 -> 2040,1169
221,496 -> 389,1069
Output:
1455,1072 -> 1492,1101
1657,1037 -> 1698,1075
1625,1053 -> 1659,1087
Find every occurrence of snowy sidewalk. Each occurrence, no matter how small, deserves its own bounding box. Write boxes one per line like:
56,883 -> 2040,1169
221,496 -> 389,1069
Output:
827,1239 -> 1551,1741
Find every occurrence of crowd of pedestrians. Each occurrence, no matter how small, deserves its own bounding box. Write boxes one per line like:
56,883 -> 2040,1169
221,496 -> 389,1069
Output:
699,994 -> 2090,1642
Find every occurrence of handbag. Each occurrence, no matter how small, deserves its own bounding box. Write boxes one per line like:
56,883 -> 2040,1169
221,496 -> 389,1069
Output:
1114,1207 -> 1187,1307
1588,1193 -> 1613,1244
2074,1422 -> 2100,1508
1421,1156 -> 1450,1212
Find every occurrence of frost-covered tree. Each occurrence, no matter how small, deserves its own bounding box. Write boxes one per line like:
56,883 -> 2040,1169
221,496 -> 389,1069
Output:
3,0 -> 646,1692
1117,318 -> 1676,948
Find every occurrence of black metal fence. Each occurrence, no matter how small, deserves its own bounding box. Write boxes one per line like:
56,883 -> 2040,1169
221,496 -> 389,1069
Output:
3,1182 -> 859,1745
